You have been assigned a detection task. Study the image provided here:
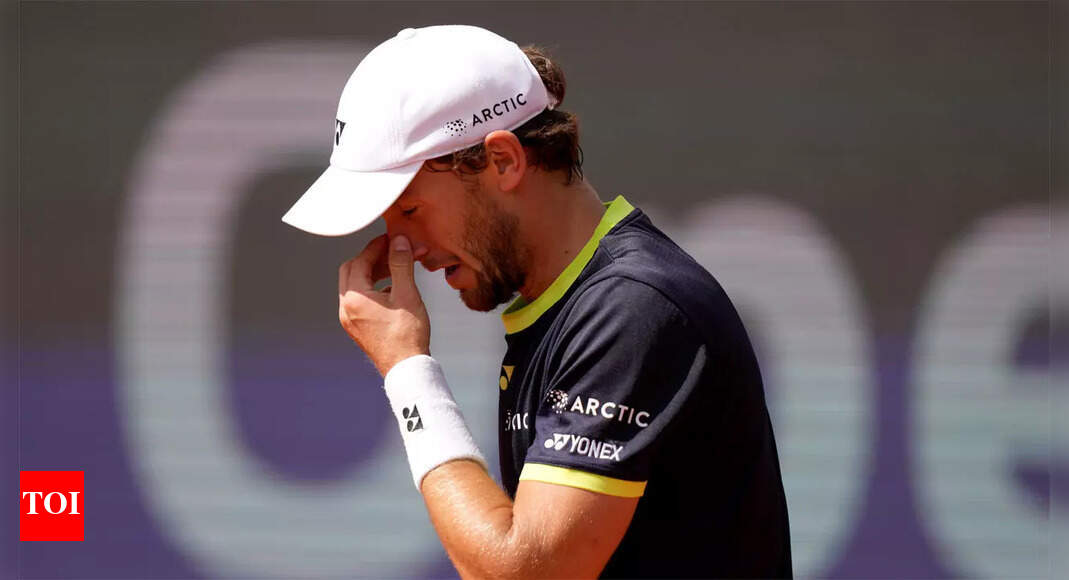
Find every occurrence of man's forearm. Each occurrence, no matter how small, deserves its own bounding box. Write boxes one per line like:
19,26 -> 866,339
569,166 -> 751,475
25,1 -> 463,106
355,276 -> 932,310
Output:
375,353 -> 626,578
420,460 -> 535,579
375,354 -> 543,577
420,459 -> 622,580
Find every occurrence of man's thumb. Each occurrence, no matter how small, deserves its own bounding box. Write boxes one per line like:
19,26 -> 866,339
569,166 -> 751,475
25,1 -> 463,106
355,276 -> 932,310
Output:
387,235 -> 418,303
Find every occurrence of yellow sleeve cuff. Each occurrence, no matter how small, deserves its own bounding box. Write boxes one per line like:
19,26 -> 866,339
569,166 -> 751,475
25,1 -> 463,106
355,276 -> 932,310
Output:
519,463 -> 647,498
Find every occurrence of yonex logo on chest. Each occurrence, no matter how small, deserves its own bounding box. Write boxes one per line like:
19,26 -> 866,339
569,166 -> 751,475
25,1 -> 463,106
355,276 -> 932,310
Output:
499,365 -> 515,391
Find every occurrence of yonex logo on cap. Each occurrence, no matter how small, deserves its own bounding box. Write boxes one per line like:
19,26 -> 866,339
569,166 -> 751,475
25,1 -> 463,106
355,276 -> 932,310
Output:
283,25 -> 553,237
334,119 -> 347,146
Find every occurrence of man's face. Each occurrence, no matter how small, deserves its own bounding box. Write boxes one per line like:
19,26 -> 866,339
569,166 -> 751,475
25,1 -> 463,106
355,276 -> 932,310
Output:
381,164 -> 528,311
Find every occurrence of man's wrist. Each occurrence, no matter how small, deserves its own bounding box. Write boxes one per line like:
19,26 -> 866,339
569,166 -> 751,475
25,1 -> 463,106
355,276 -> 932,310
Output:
382,355 -> 488,490
377,349 -> 431,378
381,352 -> 429,378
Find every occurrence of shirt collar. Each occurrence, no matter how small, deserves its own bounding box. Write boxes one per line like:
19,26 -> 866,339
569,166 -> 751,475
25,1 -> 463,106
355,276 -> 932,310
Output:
501,195 -> 635,334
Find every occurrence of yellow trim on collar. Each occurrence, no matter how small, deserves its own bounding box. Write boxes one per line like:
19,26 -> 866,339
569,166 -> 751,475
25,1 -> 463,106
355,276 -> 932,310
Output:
501,195 -> 635,334
519,463 -> 647,498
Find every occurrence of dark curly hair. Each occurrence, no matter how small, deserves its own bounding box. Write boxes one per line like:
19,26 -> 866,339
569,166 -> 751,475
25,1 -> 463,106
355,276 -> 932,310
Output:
427,45 -> 583,184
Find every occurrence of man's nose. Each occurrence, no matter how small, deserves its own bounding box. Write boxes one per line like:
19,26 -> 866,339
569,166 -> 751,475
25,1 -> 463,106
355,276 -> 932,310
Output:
385,221 -> 429,260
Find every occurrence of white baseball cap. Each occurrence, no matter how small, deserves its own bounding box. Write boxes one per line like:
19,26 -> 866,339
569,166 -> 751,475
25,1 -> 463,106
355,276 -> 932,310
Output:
281,25 -> 553,236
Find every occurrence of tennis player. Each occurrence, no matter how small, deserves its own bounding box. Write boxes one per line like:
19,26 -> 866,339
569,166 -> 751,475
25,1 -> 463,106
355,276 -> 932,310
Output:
283,25 -> 791,579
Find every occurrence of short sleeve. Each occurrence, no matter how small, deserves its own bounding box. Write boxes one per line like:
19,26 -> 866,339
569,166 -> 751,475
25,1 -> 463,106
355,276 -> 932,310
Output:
519,276 -> 707,497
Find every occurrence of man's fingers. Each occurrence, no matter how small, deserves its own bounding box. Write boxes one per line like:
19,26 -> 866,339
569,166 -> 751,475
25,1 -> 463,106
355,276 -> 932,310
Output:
370,239 -> 391,285
338,259 -> 351,296
387,235 -> 419,305
345,234 -> 389,292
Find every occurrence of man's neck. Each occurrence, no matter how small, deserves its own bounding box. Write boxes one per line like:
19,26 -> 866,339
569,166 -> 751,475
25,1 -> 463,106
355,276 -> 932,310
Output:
516,180 -> 606,302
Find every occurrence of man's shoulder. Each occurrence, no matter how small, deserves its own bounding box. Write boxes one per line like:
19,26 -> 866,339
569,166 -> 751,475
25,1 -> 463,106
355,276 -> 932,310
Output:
556,208 -> 750,354
556,227 -> 704,341
565,273 -> 689,332
583,211 -> 727,314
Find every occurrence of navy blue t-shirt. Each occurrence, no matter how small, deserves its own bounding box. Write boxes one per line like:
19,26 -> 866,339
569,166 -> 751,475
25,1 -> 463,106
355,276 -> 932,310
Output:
497,196 -> 792,578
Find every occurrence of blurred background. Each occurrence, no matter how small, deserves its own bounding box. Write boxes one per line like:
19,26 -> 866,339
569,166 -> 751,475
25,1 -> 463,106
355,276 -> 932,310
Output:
10,1 -> 1064,578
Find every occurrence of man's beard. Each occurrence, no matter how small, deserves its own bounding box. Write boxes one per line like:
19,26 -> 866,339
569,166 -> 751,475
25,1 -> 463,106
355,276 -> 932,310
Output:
457,191 -> 527,312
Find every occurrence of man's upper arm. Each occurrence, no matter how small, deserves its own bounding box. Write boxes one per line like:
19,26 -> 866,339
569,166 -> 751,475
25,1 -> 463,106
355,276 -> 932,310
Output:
522,276 -> 705,484
511,478 -> 639,579
510,276 -> 707,573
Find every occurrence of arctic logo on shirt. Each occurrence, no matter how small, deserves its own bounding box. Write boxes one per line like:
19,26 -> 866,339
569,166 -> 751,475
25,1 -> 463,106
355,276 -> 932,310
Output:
544,433 -> 623,462
546,390 -> 652,428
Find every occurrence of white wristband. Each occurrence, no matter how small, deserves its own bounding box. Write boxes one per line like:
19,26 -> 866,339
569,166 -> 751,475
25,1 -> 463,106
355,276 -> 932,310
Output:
383,354 -> 488,490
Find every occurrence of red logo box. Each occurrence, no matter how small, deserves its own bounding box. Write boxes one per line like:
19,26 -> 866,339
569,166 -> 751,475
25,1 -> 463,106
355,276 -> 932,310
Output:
20,471 -> 84,541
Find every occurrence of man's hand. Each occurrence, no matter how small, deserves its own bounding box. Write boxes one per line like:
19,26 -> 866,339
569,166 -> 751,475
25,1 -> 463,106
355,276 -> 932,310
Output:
338,234 -> 430,376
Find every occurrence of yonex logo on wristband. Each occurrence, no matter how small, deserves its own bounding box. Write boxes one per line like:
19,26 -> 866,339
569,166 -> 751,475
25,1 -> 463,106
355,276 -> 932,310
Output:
402,406 -> 423,432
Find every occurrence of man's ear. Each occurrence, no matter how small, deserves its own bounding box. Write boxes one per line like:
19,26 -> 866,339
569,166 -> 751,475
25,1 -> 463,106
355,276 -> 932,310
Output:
483,130 -> 527,192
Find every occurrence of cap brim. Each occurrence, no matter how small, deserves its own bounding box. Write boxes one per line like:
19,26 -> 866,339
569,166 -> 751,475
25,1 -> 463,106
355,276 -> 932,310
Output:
281,160 -> 423,236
